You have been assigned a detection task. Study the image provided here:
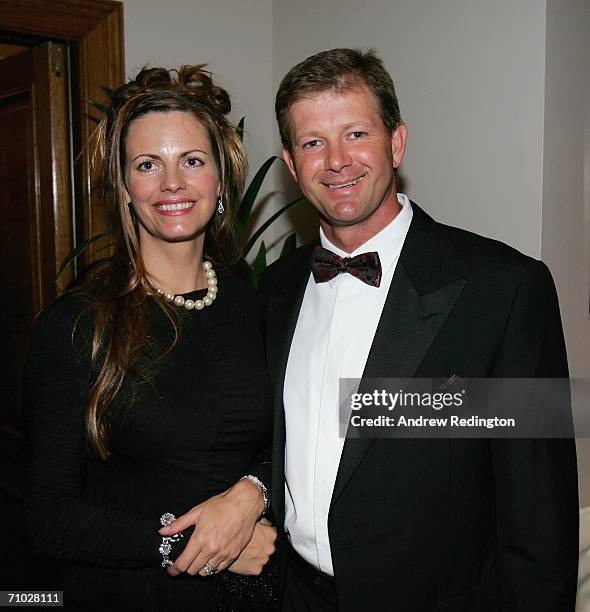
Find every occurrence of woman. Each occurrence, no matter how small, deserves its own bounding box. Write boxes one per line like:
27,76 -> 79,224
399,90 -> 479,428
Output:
24,65 -> 277,610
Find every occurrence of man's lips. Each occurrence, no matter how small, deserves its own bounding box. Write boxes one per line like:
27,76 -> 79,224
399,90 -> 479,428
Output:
323,175 -> 366,190
153,200 -> 195,215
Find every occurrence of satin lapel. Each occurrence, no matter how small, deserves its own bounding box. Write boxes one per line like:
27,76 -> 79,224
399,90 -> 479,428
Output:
275,273 -> 310,406
331,262 -> 466,506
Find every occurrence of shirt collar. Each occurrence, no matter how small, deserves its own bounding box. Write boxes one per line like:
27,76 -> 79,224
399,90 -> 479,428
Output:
319,193 -> 413,278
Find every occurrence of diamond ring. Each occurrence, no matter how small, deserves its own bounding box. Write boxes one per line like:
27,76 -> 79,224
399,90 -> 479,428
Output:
203,561 -> 215,576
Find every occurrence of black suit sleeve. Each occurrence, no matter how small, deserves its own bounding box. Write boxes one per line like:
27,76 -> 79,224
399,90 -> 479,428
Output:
490,261 -> 579,611
24,300 -> 163,568
241,284 -> 273,501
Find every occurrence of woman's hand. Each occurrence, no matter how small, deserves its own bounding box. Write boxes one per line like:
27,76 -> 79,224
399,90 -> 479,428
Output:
227,518 -> 276,576
159,478 -> 265,576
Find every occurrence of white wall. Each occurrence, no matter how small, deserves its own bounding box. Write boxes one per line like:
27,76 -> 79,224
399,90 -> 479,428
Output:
122,0 -> 547,260
542,0 -> 590,378
121,0 -> 550,258
542,0 -> 590,507
122,0 -> 274,203
272,0 -> 547,258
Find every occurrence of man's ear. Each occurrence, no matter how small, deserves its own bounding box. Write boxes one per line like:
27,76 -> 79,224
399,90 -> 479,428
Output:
391,122 -> 408,169
282,146 -> 298,182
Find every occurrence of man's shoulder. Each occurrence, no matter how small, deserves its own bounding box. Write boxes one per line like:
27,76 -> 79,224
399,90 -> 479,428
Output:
411,203 -> 539,281
444,221 -> 533,268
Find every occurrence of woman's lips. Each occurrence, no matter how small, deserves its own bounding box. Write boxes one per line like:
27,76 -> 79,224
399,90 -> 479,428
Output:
154,200 -> 195,215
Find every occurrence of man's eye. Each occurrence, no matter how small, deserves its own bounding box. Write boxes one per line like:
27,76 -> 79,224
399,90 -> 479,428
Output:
302,139 -> 321,149
350,131 -> 367,139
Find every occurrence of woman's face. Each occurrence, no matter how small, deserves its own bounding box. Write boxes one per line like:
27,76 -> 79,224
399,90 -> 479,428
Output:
123,110 -> 221,250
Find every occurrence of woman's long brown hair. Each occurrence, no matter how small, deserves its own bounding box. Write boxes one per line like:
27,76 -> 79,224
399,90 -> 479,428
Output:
82,65 -> 247,459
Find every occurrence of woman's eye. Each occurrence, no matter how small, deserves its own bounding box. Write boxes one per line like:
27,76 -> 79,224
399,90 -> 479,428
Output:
137,160 -> 156,173
186,157 -> 203,167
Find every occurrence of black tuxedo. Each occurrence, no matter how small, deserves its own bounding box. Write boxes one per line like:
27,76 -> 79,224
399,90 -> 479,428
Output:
261,204 -> 579,611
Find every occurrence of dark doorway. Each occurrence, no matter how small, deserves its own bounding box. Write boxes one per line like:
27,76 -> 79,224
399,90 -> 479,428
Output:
0,0 -> 124,589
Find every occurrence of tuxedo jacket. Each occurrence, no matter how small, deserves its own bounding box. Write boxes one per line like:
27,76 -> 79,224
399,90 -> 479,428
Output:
260,203 -> 579,612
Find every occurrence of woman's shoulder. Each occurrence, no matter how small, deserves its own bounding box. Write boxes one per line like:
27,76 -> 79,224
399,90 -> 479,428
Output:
36,289 -> 91,325
25,291 -> 95,386
31,288 -> 97,349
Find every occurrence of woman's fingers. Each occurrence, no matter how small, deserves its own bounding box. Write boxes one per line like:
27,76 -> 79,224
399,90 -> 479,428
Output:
194,554 -> 224,577
162,479 -> 264,575
166,524 -> 203,576
186,553 -> 214,577
167,534 -> 206,575
168,524 -> 234,576
159,507 -> 199,536
227,521 -> 277,575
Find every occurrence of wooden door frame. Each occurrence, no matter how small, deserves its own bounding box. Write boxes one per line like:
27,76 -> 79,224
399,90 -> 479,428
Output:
0,0 -> 125,262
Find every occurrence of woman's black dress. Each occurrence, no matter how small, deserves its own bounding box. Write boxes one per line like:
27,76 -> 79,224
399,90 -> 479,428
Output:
24,276 -> 276,611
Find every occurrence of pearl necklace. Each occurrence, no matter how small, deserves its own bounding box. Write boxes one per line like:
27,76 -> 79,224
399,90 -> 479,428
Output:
153,261 -> 218,311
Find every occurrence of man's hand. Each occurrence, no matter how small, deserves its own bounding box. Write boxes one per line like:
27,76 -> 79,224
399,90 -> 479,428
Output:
159,478 -> 265,576
228,518 -> 277,575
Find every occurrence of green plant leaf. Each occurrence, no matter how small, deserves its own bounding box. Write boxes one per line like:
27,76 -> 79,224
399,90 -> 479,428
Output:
92,240 -> 115,256
237,156 -> 280,233
237,117 -> 245,142
87,99 -> 110,115
243,196 -> 304,258
100,85 -> 115,100
81,256 -> 113,274
56,233 -> 109,279
86,87 -> 113,117
250,240 -> 267,288
280,233 -> 297,259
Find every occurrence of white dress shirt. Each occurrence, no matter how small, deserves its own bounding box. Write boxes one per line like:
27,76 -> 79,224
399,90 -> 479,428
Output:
283,194 -> 413,574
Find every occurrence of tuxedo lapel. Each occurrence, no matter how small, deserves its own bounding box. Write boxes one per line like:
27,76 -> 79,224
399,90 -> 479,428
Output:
362,265 -> 466,382
331,205 -> 467,506
275,276 -> 309,400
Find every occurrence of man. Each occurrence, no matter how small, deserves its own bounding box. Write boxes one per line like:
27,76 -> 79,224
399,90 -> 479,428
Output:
261,48 -> 579,611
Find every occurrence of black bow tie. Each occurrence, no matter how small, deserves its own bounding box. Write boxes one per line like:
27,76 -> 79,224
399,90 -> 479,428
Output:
311,245 -> 382,287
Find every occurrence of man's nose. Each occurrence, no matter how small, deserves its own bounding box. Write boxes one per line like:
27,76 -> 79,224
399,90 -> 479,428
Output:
325,142 -> 351,172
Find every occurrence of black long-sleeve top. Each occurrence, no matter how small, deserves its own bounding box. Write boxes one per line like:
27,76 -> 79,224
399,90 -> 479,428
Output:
24,276 -> 274,609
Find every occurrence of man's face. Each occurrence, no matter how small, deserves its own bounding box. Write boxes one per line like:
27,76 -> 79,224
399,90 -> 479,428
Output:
282,84 -> 407,247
